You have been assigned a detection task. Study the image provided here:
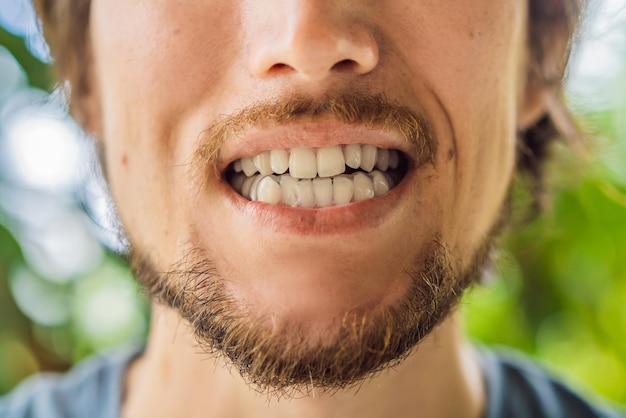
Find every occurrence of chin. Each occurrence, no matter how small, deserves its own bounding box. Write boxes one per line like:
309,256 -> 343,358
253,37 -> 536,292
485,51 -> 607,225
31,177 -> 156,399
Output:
130,235 -> 491,396
222,248 -> 416,329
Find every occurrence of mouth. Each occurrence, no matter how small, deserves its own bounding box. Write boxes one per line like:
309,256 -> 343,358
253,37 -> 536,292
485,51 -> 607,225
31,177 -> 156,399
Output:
224,144 -> 410,208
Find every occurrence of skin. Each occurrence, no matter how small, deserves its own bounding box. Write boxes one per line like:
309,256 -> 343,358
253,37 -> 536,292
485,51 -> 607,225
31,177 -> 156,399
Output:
85,0 -> 546,417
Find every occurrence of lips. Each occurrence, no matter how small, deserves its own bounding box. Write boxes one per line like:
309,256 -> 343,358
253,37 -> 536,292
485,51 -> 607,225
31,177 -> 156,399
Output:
225,144 -> 409,208
192,95 -> 433,235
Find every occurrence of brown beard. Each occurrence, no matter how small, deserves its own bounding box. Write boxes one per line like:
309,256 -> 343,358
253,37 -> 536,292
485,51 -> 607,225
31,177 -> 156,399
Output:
126,92 -> 496,396
130,238 -> 493,397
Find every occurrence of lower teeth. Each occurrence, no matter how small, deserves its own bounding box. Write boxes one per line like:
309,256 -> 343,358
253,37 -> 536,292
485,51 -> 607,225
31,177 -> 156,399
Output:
230,170 -> 397,208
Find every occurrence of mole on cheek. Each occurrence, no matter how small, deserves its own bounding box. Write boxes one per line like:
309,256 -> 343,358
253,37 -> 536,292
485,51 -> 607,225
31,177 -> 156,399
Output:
121,154 -> 128,167
447,149 -> 456,161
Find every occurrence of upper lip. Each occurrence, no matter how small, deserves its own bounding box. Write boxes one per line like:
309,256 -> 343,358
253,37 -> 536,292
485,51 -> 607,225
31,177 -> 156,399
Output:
216,121 -> 419,174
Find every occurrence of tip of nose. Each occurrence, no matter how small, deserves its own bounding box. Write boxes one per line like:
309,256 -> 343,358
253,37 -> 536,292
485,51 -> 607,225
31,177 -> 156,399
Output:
250,24 -> 379,81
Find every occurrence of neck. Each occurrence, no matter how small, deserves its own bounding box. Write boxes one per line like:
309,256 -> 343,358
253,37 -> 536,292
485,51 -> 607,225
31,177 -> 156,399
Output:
122,304 -> 485,418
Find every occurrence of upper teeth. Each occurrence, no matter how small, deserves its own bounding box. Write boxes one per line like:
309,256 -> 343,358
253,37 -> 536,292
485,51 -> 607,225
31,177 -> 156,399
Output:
234,144 -> 399,179
229,144 -> 402,208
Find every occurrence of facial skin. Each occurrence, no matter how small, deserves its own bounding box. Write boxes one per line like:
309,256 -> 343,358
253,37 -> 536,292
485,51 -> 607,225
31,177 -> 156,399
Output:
88,0 -> 531,395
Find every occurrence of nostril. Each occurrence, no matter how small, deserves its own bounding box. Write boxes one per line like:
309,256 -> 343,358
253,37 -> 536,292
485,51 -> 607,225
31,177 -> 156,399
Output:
267,63 -> 294,76
331,59 -> 359,73
265,60 -> 362,79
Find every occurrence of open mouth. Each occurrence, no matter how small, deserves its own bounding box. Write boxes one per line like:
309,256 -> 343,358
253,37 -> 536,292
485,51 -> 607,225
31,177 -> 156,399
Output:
225,144 -> 409,208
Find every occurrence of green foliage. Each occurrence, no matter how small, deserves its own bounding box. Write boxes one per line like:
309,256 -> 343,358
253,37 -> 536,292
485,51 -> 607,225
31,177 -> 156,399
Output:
464,114 -> 626,403
0,26 -> 52,90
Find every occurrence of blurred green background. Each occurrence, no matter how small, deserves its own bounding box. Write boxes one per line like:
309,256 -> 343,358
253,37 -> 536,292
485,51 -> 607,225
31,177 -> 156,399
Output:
0,0 -> 625,409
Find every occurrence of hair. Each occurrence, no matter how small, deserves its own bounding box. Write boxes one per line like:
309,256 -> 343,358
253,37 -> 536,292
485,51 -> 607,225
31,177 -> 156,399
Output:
33,0 -> 586,205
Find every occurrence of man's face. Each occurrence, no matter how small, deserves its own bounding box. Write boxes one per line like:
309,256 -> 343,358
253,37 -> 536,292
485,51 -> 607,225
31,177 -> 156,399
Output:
89,0 -> 529,391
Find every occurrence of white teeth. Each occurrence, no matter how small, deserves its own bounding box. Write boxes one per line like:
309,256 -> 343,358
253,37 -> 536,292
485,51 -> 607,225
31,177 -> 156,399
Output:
254,151 -> 273,176
257,176 -> 282,204
361,145 -> 377,172
376,148 -> 390,172
241,157 -> 257,177
231,144 -> 404,206
280,175 -> 298,206
333,175 -> 354,206
353,172 -> 375,202
243,172 -> 394,207
317,145 -> 345,177
388,149 -> 399,169
370,170 -> 390,197
270,149 -> 289,174
289,147 -> 317,179
249,175 -> 263,201
241,176 -> 256,199
313,178 -> 333,207
234,145 -> 399,178
343,144 -> 362,169
295,179 -> 316,208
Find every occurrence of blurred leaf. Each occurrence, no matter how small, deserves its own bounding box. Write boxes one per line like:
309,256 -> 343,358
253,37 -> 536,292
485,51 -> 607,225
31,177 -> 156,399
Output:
0,25 -> 52,90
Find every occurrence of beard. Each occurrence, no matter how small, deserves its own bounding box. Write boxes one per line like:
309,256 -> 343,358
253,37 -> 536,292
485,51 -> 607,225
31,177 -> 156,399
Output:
122,91 -> 498,396
130,238 -> 493,396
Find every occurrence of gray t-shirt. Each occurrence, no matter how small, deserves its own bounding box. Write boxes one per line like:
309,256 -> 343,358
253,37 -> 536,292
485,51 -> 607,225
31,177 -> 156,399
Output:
0,346 -> 624,418
0,346 -> 137,418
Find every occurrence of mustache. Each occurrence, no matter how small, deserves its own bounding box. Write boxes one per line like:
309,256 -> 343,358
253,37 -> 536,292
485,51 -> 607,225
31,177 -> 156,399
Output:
191,92 -> 436,180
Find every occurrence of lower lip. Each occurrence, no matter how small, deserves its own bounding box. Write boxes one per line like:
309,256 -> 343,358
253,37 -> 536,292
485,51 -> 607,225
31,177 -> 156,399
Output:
217,171 -> 413,236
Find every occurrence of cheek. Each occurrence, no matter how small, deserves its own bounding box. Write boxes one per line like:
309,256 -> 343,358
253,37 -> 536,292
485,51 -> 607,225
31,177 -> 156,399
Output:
387,1 -> 524,129
91,0 -> 242,111
89,0 -> 243,257
381,1 -> 524,247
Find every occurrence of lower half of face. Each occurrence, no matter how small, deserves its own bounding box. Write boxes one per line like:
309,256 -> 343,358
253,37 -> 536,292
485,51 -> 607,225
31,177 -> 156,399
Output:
91,0 -> 524,393
108,95 -> 513,393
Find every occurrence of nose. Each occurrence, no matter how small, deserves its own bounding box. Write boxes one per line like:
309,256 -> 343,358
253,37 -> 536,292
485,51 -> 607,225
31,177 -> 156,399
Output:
248,1 -> 379,81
